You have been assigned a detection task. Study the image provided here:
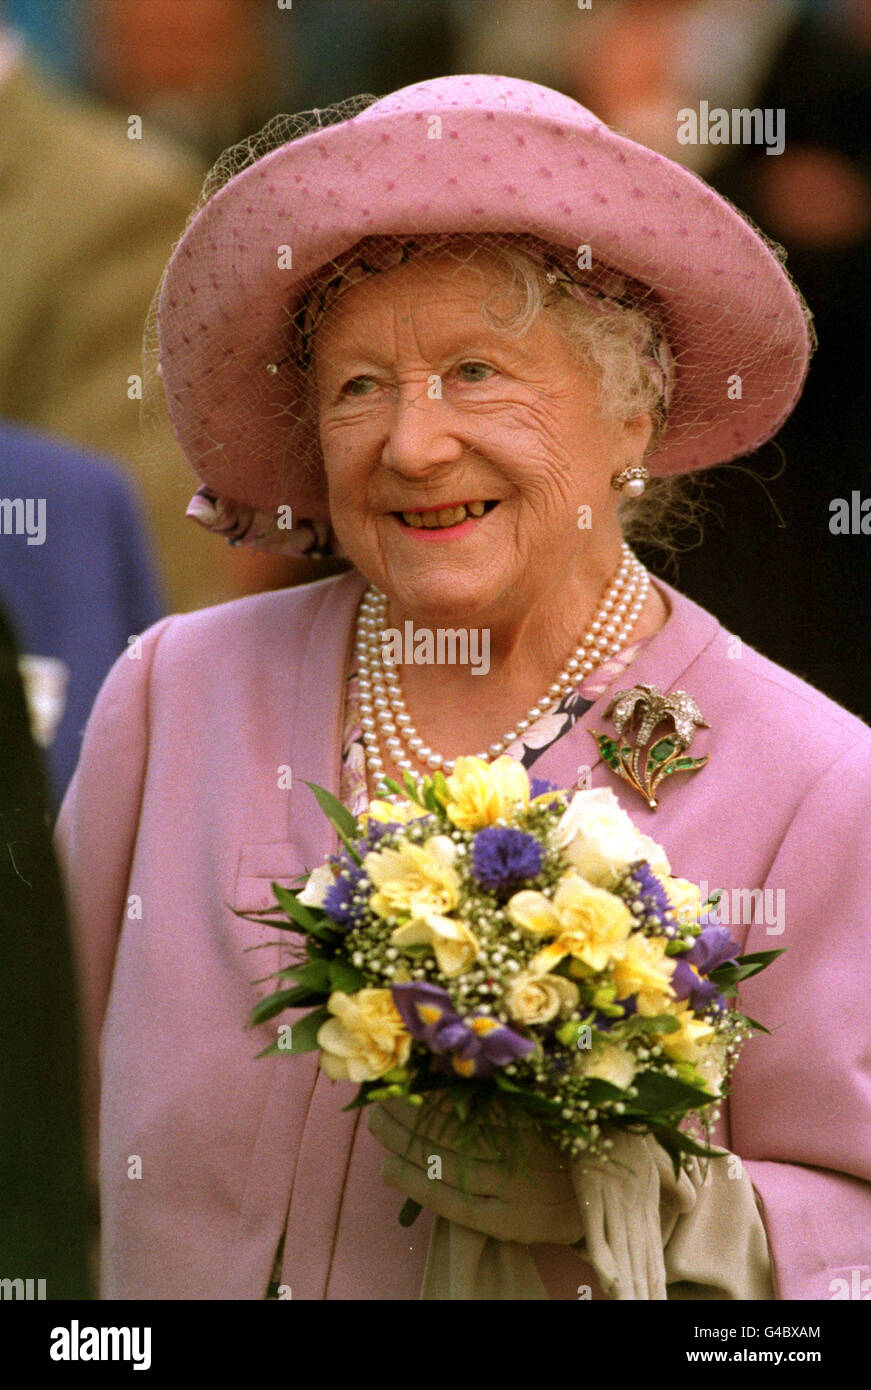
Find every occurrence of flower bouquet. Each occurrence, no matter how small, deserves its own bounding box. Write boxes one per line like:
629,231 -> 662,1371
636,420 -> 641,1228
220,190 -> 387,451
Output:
244,757 -> 780,1211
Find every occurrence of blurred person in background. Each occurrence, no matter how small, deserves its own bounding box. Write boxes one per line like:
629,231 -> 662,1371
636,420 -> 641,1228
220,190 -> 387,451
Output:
0,419 -> 165,812
84,0 -> 281,164
0,596 -> 92,1298
459,0 -> 871,721
0,9 -> 308,610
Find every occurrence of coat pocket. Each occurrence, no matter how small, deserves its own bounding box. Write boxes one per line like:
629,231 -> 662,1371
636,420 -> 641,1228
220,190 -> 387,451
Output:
233,842 -> 310,914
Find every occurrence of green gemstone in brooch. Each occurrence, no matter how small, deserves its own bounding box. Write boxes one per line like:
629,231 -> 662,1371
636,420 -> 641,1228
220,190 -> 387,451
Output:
590,683 -> 709,809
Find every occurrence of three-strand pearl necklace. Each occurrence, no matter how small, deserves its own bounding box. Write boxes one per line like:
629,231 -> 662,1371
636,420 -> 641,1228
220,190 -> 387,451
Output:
356,541 -> 649,792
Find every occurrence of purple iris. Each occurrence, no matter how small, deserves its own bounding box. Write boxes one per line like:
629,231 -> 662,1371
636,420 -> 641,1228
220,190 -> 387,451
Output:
671,927 -> 740,1013
471,826 -> 544,893
391,982 -> 535,1078
687,926 -> 740,974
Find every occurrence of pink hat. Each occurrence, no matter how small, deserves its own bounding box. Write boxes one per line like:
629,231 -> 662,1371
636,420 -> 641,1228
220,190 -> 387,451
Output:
156,74 -> 813,552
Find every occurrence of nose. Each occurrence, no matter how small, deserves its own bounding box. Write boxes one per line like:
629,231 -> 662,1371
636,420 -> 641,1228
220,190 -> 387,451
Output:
380,380 -> 465,477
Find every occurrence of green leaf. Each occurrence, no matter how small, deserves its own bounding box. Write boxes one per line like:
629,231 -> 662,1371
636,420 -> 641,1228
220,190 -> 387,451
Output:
735,948 -> 785,968
285,959 -> 332,991
270,886 -> 341,945
627,1071 -> 716,1115
733,1011 -> 771,1035
646,1123 -> 726,1178
709,948 -> 784,987
399,1198 -> 422,1227
304,782 -> 361,840
271,884 -> 320,930
431,770 -> 449,801
618,1012 -> 681,1037
273,1006 -> 329,1055
249,987 -> 320,1027
328,959 -> 367,992
581,1078 -> 629,1104
228,904 -> 298,931
398,770 -> 417,799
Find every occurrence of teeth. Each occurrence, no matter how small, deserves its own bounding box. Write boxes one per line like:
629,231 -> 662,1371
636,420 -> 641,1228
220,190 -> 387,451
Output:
399,501 -> 491,529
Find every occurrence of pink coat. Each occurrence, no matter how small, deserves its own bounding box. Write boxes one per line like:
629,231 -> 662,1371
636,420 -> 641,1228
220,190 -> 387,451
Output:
55,570 -> 871,1299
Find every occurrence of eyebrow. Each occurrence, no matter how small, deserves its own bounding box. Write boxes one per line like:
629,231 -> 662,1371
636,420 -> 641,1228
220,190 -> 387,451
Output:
315,323 -> 535,375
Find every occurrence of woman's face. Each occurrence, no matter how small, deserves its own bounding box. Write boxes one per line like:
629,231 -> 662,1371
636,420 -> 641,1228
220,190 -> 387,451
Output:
314,248 -> 651,625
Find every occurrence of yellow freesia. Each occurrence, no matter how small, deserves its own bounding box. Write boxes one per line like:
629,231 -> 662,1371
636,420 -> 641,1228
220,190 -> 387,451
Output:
361,799 -> 429,827
611,933 -> 676,1015
655,1006 -> 716,1064
439,755 -> 529,831
365,834 -> 460,921
505,889 -> 562,939
515,874 -> 633,974
317,988 -> 411,1082
390,913 -> 480,978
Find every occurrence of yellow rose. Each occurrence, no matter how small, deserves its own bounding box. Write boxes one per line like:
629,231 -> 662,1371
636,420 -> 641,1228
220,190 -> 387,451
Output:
366,835 -> 460,921
317,988 -> 411,1082
519,874 -> 633,974
390,913 -> 480,978
655,1006 -> 716,1064
611,933 -> 676,1015
506,969 -> 579,1025
439,755 -> 529,830
575,1039 -> 638,1090
663,876 -> 701,927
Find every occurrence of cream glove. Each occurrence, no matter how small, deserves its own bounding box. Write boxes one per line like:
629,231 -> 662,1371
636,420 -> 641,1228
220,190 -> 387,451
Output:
571,1128 -> 698,1299
368,1098 -> 773,1300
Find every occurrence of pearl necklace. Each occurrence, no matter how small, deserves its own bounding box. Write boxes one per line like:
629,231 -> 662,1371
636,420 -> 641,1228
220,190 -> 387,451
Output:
355,541 -> 649,792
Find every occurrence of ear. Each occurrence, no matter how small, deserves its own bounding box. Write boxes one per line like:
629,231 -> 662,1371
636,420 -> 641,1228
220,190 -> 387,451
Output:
617,410 -> 654,462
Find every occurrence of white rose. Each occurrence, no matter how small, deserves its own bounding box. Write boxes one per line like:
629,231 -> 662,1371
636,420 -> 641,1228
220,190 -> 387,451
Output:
635,834 -> 671,877
298,863 -> 336,909
575,1039 -> 638,1090
506,970 -> 579,1025
549,787 -> 646,888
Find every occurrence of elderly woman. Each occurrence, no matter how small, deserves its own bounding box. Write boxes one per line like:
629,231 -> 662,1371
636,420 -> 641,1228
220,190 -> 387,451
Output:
57,75 -> 871,1302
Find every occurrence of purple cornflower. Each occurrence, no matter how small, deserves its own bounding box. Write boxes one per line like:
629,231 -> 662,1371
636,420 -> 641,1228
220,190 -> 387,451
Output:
391,982 -> 535,1078
471,826 -> 544,892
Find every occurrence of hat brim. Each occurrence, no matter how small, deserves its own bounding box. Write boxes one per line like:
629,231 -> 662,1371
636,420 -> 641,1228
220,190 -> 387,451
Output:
158,84 -> 813,516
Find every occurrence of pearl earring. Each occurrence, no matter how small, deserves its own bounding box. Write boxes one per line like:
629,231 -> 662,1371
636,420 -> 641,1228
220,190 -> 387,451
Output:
611,464 -> 650,499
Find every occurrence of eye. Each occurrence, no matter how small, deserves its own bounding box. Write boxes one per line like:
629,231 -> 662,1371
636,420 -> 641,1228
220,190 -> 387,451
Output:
456,360 -> 495,383
341,375 -> 378,397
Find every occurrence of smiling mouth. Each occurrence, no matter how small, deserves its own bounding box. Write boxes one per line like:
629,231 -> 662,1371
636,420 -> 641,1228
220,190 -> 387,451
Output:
394,500 -> 499,529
